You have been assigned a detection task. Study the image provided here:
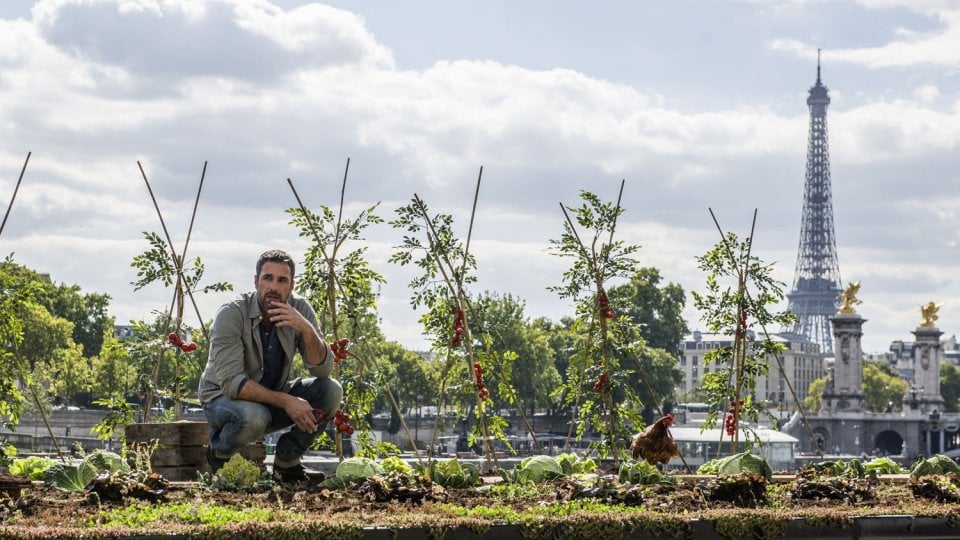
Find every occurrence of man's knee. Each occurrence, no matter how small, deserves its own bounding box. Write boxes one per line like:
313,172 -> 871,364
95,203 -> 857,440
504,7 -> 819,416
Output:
242,405 -> 272,436
209,399 -> 272,444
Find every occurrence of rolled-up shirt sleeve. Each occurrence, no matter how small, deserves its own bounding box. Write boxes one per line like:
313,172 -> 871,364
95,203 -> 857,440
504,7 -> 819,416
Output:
208,303 -> 250,399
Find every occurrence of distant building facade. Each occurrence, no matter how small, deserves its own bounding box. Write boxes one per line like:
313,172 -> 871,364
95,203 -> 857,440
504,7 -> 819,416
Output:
887,334 -> 960,383
680,331 -> 825,408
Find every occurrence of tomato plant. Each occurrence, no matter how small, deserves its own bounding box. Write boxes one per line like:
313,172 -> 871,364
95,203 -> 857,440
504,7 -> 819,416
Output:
548,186 -> 648,464
691,228 -> 796,452
286,168 -> 398,459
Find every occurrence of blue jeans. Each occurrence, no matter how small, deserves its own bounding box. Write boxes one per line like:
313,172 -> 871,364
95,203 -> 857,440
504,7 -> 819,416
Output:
203,377 -> 342,465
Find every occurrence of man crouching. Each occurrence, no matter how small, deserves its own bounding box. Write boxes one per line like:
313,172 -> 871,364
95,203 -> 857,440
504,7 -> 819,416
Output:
198,249 -> 341,483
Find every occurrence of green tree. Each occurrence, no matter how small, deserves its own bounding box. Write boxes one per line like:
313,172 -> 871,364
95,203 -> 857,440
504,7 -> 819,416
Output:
17,302 -> 73,371
941,363 -> 960,413
375,342 -> 434,411
532,316 -> 576,388
473,293 -> 561,414
90,335 -> 139,402
629,345 -> 684,410
608,267 -> 688,353
862,361 -> 907,412
4,262 -> 112,357
803,376 -> 827,412
42,341 -> 94,405
42,284 -> 112,357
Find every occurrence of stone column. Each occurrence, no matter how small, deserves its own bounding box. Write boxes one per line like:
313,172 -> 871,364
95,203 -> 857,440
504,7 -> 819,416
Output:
823,313 -> 865,412
913,326 -> 945,414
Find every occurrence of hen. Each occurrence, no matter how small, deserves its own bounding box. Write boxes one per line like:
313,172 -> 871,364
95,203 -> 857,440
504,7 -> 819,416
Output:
630,414 -> 679,466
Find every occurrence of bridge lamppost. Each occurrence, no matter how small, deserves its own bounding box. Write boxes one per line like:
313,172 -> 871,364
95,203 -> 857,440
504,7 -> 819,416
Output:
415,394 -> 423,450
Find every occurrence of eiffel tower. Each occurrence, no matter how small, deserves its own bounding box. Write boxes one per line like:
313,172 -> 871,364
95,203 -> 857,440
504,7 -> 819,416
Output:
786,53 -> 843,355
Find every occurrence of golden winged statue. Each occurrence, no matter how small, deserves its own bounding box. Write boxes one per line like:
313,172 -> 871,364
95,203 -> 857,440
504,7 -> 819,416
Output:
920,301 -> 944,328
837,281 -> 862,315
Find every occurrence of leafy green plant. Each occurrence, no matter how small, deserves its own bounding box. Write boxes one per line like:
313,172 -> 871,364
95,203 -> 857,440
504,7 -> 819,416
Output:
618,459 -> 676,485
206,454 -> 269,491
420,458 -> 481,488
9,455 -> 56,480
319,456 -> 386,489
501,455 -> 565,484
391,194 -> 511,462
556,452 -> 597,475
803,457 -> 904,479
697,451 -> 772,481
486,481 -> 556,500
381,455 -> 413,474
864,456 -> 906,476
287,190 -> 392,458
45,450 -> 129,492
129,228 -> 232,422
911,454 -> 960,478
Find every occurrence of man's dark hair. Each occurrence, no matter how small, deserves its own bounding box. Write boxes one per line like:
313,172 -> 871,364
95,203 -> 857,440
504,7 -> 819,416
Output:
256,249 -> 295,278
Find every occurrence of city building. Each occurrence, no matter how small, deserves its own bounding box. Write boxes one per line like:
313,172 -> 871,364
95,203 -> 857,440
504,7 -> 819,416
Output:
680,330 -> 824,409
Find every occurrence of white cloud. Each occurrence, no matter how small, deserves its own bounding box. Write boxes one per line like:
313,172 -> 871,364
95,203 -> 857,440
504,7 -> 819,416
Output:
773,1 -> 960,68
1,0 -> 959,356
833,102 -> 960,163
914,84 -> 941,102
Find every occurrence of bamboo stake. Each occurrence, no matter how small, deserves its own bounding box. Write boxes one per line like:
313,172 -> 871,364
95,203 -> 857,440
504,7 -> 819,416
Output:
0,152 -> 30,239
137,161 -> 210,419
137,161 -> 210,338
180,161 -> 207,264
455,167 -> 482,294
729,210 -> 757,453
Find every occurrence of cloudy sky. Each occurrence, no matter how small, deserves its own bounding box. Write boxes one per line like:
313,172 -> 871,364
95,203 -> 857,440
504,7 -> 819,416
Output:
1,0 -> 958,355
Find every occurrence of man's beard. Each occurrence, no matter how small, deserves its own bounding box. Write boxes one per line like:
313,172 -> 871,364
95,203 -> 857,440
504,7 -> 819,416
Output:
259,292 -> 285,319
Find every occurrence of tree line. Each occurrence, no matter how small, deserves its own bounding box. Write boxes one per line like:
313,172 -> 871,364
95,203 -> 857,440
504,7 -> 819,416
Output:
1,258 -> 689,424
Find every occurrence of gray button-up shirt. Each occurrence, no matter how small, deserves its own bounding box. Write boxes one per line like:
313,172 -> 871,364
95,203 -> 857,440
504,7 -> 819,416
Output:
198,291 -> 333,403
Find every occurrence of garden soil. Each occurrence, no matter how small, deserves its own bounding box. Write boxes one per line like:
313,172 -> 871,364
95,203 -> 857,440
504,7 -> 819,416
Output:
0,471 -> 941,534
